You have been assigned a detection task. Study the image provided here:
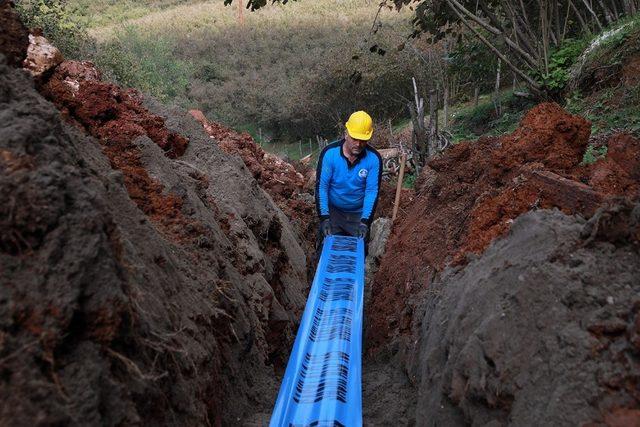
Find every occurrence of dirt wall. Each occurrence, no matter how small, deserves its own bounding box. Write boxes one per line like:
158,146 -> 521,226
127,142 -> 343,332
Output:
0,50 -> 307,425
405,205 -> 640,425
369,103 -> 640,352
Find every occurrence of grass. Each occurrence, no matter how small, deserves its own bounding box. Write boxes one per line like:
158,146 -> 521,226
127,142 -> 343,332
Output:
72,0 -> 419,146
566,87 -> 640,136
448,89 -> 536,142
565,17 -> 640,137
68,0 -> 202,28
581,143 -> 608,165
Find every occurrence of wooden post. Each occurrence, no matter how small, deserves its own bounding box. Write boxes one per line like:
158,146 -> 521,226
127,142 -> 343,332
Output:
298,140 -> 302,157
392,152 -> 407,222
238,0 -> 244,25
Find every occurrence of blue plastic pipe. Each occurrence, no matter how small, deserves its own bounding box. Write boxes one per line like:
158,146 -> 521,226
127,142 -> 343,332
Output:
270,235 -> 365,427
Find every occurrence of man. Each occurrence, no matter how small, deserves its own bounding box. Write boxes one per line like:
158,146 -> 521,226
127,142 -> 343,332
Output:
315,110 -> 382,253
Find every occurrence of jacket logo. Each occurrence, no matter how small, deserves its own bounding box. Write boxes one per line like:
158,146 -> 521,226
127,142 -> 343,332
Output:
358,168 -> 368,178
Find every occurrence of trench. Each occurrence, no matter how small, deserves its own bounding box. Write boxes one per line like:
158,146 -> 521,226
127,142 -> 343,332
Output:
4,4 -> 640,425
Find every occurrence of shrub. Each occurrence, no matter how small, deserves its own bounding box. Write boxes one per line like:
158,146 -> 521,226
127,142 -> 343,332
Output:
15,0 -> 93,58
94,26 -> 192,102
533,37 -> 591,93
581,143 -> 608,165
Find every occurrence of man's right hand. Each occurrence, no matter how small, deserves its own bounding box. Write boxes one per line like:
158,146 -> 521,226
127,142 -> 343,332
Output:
320,218 -> 332,237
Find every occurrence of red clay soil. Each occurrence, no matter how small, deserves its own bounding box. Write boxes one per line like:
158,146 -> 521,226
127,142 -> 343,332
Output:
42,61 -> 188,158
375,181 -> 415,222
189,110 -> 316,246
38,60 -> 198,241
368,103 -> 640,350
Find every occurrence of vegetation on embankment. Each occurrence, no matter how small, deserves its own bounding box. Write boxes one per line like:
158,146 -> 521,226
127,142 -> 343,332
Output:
449,16 -> 640,145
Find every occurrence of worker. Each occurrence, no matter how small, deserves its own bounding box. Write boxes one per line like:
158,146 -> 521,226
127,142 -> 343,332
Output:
315,110 -> 382,253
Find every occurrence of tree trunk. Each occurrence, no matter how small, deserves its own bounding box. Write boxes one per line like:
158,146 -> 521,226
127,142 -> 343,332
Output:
494,59 -> 502,117
428,89 -> 438,156
409,77 -> 427,167
238,0 -> 244,25
443,84 -> 449,129
554,0 -> 562,46
596,0 -> 615,24
569,0 -> 591,33
610,0 -> 620,18
474,86 -> 480,107
581,0 -> 605,30
446,0 -> 543,95
540,0 -> 550,75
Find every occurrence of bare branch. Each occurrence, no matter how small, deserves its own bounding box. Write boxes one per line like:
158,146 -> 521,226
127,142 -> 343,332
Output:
447,1 -> 543,93
446,0 -> 539,69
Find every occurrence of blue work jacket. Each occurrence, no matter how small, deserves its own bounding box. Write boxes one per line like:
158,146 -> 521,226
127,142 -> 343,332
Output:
315,139 -> 382,224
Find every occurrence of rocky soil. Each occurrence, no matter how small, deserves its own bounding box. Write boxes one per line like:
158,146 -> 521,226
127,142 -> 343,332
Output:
188,109 -> 317,271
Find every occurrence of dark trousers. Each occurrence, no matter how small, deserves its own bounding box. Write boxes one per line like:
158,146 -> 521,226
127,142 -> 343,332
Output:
315,206 -> 369,262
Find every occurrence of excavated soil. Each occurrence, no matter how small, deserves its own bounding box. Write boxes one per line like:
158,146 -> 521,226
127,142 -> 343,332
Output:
369,103 -> 640,351
405,204 -> 640,425
375,181 -> 415,222
34,60 -> 201,243
0,17 -> 311,423
189,109 -> 317,269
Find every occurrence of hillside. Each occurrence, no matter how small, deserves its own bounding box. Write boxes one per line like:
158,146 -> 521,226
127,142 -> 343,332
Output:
61,0 -> 418,148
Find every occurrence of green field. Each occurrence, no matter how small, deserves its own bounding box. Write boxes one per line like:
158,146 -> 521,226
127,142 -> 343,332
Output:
62,0 -> 419,146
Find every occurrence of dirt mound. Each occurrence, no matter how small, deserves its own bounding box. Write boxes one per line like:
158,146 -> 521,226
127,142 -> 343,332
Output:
42,61 -> 188,158
189,109 -> 317,265
0,1 -> 28,67
406,204 -> 640,425
189,109 -> 305,197
32,60 -> 198,241
1,32 -> 309,425
368,103 -> 640,351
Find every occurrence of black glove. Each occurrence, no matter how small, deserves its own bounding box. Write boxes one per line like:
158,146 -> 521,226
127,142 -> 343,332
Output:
320,218 -> 332,237
357,222 -> 368,239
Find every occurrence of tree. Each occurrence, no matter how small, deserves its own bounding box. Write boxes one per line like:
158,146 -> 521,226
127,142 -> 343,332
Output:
390,0 -> 639,97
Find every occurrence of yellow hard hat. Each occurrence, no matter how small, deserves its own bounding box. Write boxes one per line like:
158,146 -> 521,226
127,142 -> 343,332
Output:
345,111 -> 373,141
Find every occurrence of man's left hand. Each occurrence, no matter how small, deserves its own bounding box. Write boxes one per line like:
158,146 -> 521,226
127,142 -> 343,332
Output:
357,222 -> 368,239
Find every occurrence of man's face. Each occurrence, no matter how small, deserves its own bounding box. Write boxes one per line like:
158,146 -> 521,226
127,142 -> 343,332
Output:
344,134 -> 368,157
